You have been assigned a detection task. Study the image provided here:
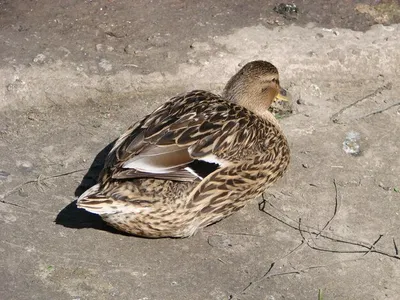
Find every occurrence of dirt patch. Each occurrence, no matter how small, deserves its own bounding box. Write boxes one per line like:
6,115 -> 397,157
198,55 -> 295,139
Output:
1,1 -> 400,300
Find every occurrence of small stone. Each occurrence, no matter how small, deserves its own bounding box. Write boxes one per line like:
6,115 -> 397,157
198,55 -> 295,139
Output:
316,33 -> 324,38
189,42 -> 211,52
310,84 -> 322,97
27,113 -> 38,121
124,44 -> 134,54
302,163 -> 309,168
18,189 -> 29,197
378,182 -> 391,191
98,59 -> 112,72
297,98 -> 305,105
95,44 -> 105,52
16,161 -> 33,171
6,84 -> 14,91
343,131 -> 361,156
96,44 -> 114,52
91,120 -> 101,128
33,54 -> 46,64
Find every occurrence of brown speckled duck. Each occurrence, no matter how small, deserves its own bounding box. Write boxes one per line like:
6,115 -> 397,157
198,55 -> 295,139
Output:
77,60 -> 290,238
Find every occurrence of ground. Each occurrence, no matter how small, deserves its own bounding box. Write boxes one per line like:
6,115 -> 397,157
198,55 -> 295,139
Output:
1,1 -> 400,299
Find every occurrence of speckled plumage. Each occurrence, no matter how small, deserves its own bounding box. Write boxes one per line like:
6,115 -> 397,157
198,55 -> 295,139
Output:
77,61 -> 290,238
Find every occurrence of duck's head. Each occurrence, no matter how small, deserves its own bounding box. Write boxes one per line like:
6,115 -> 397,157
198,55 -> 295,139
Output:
222,60 -> 288,117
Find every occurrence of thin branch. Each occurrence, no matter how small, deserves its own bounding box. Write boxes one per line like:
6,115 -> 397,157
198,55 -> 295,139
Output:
282,240 -> 305,259
317,179 -> 339,237
394,238 -> 399,256
0,168 -> 87,200
242,262 -> 275,293
362,234 -> 384,256
265,256 -> 364,279
259,196 -> 400,260
0,199 -> 26,209
260,262 -> 275,278
260,195 -> 374,250
205,231 -> 263,238
242,190 -> 400,294
330,83 -> 392,123
241,239 -> 307,293
358,102 -> 400,120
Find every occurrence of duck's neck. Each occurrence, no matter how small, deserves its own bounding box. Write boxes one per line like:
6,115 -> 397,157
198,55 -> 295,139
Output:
223,89 -> 280,128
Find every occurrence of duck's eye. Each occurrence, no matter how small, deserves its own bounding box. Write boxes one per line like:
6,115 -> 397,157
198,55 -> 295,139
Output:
271,78 -> 280,85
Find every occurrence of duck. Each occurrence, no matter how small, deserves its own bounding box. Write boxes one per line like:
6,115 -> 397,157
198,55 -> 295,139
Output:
77,60 -> 290,238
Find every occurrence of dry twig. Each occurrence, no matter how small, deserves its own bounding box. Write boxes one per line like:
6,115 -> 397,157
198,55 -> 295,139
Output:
317,179 -> 340,237
330,83 -> 392,123
358,102 -> 400,120
259,196 -> 400,260
0,168 -> 87,202
394,238 -> 399,256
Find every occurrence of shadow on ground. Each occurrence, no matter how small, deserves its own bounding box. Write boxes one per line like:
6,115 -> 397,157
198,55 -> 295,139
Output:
55,140 -> 122,234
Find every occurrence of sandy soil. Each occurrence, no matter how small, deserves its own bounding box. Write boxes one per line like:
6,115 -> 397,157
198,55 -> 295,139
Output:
1,1 -> 400,299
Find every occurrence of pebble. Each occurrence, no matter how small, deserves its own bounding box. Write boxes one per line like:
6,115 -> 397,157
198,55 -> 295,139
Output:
378,182 -> 390,191
297,98 -> 305,105
18,189 -> 29,197
310,84 -> 322,97
189,42 -> 211,52
343,131 -> 361,156
123,44 -> 135,54
98,59 -> 112,72
16,161 -> 33,171
95,44 -> 114,52
33,54 -> 46,64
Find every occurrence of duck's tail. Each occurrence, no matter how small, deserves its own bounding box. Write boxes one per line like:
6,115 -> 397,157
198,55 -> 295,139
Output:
76,184 -> 150,215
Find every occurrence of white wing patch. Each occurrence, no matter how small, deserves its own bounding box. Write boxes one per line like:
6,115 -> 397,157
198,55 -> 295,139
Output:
199,154 -> 226,166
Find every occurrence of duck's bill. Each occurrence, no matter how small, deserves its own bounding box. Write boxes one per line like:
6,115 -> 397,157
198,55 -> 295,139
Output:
274,88 -> 290,102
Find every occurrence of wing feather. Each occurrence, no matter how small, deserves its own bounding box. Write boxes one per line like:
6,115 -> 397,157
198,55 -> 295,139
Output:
101,90 -> 271,183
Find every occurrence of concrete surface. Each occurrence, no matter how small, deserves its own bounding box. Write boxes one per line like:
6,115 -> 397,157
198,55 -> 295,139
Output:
1,1 -> 400,299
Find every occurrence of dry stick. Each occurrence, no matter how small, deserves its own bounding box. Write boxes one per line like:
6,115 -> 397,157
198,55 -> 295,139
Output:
317,179 -> 339,237
299,217 -> 368,255
258,197 -> 400,260
263,195 -> 389,251
0,168 -> 87,202
362,234 -> 384,257
260,197 -> 369,249
242,262 -> 275,293
393,238 -> 399,256
358,102 -> 400,120
330,83 -> 392,122
264,256 -> 365,279
205,230 -> 263,238
0,199 -> 26,209
241,189 -> 399,294
242,240 -> 307,293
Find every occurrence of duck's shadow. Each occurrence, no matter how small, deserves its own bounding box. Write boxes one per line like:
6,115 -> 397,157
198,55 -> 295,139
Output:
55,140 -> 127,235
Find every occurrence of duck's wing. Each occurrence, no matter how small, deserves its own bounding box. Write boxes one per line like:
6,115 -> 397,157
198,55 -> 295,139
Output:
102,90 -> 263,183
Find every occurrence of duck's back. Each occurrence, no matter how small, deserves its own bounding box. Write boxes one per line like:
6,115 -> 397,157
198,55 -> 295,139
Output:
78,90 -> 289,237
